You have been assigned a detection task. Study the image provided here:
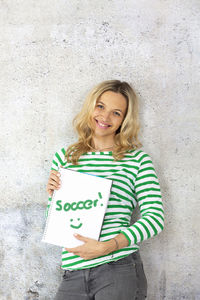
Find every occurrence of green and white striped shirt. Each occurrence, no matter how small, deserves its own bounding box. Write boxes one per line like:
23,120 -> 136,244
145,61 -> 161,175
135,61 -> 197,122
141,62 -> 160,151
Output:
45,147 -> 164,270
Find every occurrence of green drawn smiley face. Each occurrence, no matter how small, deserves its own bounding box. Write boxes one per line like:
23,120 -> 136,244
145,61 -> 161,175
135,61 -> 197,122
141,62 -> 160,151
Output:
70,218 -> 83,229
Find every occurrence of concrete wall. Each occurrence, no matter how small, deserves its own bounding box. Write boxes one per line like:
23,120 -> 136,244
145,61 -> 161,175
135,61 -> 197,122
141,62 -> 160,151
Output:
1,0 -> 199,299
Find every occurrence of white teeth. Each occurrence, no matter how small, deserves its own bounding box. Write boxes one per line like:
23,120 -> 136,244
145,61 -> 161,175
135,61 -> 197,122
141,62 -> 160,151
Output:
98,121 -> 109,127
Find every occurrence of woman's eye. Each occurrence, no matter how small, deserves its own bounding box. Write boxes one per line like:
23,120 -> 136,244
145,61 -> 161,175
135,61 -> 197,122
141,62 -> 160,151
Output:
97,104 -> 104,109
113,111 -> 120,116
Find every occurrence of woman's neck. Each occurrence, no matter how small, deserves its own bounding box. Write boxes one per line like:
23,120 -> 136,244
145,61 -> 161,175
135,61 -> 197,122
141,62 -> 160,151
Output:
91,137 -> 115,151
91,145 -> 114,151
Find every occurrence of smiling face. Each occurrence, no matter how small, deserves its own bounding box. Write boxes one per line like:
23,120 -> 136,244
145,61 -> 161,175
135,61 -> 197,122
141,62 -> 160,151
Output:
70,218 -> 82,229
91,91 -> 128,141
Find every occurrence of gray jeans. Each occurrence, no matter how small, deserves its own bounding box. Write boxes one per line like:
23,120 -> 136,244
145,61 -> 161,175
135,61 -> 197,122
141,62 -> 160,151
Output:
54,251 -> 147,300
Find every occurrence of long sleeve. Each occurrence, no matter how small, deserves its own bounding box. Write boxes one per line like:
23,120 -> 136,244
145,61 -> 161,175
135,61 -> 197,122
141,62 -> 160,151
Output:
120,152 -> 164,246
45,148 -> 66,219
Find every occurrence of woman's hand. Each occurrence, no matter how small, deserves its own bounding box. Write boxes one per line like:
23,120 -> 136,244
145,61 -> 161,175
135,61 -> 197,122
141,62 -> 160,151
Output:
65,234 -> 115,260
65,233 -> 129,260
46,170 -> 61,197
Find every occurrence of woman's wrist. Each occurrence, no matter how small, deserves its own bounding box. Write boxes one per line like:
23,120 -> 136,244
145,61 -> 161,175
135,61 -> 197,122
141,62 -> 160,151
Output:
101,233 -> 129,255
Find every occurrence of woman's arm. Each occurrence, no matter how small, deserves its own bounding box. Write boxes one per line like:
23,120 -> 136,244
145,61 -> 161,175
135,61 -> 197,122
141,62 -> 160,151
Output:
65,232 -> 128,260
119,152 -> 164,246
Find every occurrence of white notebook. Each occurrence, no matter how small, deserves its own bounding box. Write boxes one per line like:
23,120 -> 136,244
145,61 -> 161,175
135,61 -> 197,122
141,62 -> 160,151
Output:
42,168 -> 112,248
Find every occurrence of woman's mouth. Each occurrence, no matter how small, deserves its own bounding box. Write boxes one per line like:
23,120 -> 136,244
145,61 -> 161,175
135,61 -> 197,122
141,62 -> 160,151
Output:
95,119 -> 111,129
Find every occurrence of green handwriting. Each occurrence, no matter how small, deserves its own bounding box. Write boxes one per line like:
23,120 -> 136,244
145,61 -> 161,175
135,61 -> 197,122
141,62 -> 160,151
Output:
56,199 -> 99,212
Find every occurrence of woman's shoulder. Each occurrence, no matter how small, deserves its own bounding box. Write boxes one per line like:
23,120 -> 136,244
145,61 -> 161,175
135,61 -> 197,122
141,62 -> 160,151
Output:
127,147 -> 153,162
52,146 -> 67,158
51,147 -> 68,169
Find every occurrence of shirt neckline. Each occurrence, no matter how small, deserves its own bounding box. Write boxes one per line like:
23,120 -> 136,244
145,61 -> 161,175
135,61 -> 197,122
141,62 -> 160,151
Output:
85,151 -> 113,155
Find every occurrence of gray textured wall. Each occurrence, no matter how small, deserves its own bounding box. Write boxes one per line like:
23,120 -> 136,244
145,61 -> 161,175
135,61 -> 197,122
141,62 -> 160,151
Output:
1,0 -> 199,299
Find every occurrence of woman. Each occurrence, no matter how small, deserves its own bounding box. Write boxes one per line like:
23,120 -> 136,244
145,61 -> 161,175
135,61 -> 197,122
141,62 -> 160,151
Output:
46,80 -> 164,299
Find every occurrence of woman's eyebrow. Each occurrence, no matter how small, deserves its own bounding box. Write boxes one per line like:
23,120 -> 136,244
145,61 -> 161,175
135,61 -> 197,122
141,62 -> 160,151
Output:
97,101 -> 123,112
97,101 -> 105,105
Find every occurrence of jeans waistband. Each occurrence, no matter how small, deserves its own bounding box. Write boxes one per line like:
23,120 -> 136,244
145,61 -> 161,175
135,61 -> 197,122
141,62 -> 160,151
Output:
63,251 -> 141,273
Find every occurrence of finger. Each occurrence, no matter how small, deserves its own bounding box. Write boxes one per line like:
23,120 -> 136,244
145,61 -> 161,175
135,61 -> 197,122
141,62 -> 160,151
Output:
48,178 -> 61,188
74,233 -> 89,243
46,189 -> 53,197
66,250 -> 81,257
46,183 -> 60,194
50,170 -> 61,177
46,187 -> 57,197
49,173 -> 61,184
65,246 -> 80,252
47,175 -> 61,188
46,181 -> 59,194
46,184 -> 55,194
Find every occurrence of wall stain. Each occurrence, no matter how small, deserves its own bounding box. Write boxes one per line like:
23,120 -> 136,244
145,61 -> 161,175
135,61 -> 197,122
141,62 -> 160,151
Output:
26,280 -> 44,299
159,270 -> 166,299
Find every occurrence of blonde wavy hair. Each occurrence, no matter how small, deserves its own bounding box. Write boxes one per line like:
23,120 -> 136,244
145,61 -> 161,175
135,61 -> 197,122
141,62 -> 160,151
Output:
65,80 -> 142,164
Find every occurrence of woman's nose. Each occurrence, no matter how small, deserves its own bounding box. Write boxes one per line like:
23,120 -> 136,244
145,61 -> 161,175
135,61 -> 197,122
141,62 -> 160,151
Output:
100,110 -> 111,121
